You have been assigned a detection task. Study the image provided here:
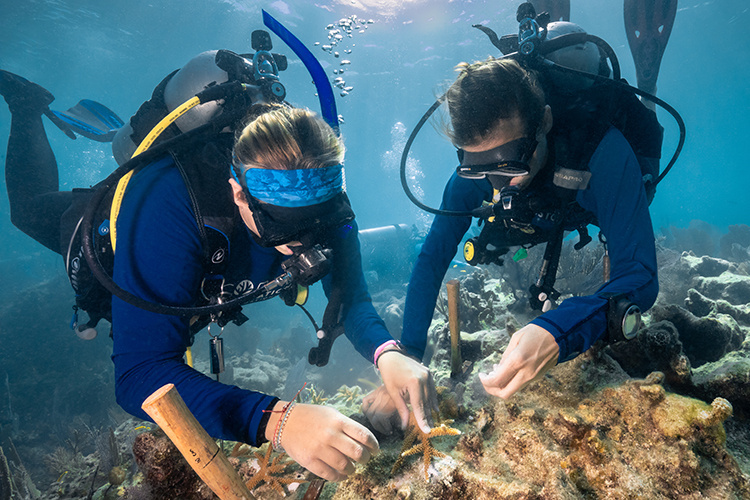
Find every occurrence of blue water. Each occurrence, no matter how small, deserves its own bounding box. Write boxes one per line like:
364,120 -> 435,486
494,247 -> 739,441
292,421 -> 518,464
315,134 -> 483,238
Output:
0,0 -> 748,488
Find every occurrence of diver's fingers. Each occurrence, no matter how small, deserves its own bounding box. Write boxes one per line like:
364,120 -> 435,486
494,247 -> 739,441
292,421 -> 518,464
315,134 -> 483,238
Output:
428,375 -> 440,415
410,390 -> 432,434
391,390 -> 411,430
478,361 -> 516,398
341,419 -> 379,459
306,454 -> 352,482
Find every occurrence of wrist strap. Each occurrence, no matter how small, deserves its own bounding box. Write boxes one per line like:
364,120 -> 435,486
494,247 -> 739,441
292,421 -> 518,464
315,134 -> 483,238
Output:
374,340 -> 405,369
373,340 -> 398,365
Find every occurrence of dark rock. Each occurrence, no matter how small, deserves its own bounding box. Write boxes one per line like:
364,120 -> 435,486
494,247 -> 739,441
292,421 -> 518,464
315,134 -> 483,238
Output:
693,256 -> 730,277
692,352 -> 750,419
687,288 -> 750,326
607,320 -> 691,385
651,305 -> 743,366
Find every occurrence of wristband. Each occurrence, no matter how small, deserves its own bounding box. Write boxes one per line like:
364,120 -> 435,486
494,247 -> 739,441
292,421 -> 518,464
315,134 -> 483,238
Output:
374,340 -> 405,369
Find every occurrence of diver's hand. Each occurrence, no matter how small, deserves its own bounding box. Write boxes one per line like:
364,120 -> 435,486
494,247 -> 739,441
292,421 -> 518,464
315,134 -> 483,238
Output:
479,323 -> 559,399
361,385 -> 399,435
376,352 -> 439,434
265,402 -> 379,481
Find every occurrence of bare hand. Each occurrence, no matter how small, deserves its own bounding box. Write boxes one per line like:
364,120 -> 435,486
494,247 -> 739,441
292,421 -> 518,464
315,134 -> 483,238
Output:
375,352 -> 439,434
361,385 -> 399,435
478,324 -> 559,399
265,402 -> 379,481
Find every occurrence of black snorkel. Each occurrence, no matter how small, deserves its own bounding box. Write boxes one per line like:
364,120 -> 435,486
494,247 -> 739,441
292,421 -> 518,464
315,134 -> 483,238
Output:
400,1 -> 686,218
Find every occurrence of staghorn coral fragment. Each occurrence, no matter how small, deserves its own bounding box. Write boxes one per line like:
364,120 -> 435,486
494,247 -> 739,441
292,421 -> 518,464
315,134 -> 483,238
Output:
243,443 -> 304,496
333,385 -> 362,405
391,412 -> 461,481
304,384 -> 329,405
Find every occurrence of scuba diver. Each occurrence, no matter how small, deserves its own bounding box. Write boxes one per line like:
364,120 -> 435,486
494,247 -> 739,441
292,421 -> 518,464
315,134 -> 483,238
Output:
362,1 -> 682,433
0,14 -> 437,481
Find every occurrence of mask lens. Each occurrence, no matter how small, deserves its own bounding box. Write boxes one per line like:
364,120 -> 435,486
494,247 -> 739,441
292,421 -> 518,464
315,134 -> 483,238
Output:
456,137 -> 537,180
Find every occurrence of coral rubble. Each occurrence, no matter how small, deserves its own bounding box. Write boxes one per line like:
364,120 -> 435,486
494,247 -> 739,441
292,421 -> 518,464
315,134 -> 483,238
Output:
131,429 -> 216,500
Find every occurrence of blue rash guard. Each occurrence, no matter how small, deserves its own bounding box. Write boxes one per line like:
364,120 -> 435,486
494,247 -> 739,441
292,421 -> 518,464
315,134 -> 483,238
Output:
111,157 -> 392,446
402,127 -> 658,363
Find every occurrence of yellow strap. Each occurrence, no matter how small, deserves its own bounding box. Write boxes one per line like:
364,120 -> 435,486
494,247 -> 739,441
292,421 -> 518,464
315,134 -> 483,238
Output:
133,96 -> 200,156
185,346 -> 194,367
109,170 -> 134,252
109,96 -> 202,251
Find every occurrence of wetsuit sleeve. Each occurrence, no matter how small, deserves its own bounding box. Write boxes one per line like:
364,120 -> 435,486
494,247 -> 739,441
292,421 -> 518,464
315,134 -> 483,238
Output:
401,174 -> 493,360
530,127 -> 658,361
322,220 -> 394,362
111,160 -> 277,446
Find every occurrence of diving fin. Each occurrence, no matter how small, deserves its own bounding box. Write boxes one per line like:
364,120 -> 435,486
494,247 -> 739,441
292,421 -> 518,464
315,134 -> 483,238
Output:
624,0 -> 678,94
50,99 -> 124,142
529,0 -> 570,22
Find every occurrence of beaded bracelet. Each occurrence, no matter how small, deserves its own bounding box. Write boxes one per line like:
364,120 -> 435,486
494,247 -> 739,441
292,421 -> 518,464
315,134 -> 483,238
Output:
273,402 -> 297,452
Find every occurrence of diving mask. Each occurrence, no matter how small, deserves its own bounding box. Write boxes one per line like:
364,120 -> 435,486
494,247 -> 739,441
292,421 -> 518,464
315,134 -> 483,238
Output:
456,136 -> 537,180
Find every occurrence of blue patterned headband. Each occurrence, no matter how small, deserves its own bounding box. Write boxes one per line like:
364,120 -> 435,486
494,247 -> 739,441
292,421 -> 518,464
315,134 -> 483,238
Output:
232,158 -> 345,208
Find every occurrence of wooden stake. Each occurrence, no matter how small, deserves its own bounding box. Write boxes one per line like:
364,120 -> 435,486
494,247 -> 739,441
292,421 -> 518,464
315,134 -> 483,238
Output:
141,384 -> 256,500
446,279 -> 462,377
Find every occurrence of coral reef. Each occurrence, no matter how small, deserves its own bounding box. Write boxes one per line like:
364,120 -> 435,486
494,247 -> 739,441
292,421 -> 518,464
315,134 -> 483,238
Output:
328,385 -> 364,416
4,222 -> 748,498
230,350 -> 291,396
612,247 -> 750,418
333,361 -> 749,499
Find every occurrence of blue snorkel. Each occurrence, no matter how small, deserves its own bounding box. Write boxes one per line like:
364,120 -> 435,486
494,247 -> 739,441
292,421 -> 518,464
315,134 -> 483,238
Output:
260,11 -> 350,367
263,10 -> 340,136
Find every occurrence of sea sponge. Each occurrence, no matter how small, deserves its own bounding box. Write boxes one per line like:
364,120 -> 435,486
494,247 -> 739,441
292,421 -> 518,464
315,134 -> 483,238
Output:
696,397 -> 733,427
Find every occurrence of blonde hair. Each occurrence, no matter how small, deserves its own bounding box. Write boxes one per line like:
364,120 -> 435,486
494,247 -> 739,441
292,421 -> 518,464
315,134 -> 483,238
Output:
234,104 -> 344,171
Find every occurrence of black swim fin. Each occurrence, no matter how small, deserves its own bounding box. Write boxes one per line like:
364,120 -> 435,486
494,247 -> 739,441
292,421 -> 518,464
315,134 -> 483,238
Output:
50,99 -> 124,142
624,0 -> 678,94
